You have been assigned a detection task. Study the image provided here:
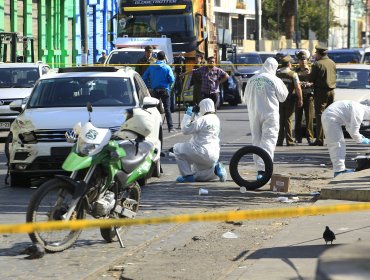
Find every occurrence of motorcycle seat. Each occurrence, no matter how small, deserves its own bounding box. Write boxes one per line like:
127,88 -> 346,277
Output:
118,140 -> 154,174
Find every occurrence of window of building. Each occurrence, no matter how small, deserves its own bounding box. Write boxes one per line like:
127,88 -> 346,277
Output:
214,13 -> 229,29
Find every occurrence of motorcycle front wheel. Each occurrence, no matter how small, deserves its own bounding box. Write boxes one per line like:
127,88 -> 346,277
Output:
26,178 -> 86,252
100,183 -> 141,243
229,145 -> 273,190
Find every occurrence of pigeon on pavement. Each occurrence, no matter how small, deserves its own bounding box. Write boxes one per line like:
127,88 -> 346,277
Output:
20,243 -> 45,259
323,226 -> 336,245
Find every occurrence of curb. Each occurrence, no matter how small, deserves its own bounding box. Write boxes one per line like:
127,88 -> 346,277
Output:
320,169 -> 370,201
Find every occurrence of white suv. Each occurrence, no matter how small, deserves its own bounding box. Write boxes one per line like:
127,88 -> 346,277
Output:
0,62 -> 50,136
8,66 -> 162,187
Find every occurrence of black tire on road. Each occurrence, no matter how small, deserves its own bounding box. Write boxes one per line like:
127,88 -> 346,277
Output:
100,183 -> 141,243
229,145 -> 273,190
26,178 -> 85,252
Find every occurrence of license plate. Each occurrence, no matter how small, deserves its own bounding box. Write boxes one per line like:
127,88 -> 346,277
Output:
0,122 -> 10,128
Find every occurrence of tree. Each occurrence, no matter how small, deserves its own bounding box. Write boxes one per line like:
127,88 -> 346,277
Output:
261,0 -> 337,42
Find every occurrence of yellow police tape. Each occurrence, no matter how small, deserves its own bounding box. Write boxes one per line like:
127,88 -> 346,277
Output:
2,202 -> 370,234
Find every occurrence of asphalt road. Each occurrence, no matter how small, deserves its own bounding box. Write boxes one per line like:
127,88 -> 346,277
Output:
0,105 -> 368,279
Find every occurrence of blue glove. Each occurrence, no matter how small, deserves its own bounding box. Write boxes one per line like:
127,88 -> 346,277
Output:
361,137 -> 370,144
186,106 -> 193,116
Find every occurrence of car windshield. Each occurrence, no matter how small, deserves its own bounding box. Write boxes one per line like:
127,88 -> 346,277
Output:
336,69 -> 370,89
229,54 -> 262,65
328,52 -> 362,63
259,53 -> 275,63
0,68 -> 39,88
106,51 -> 158,65
118,13 -> 194,39
28,77 -> 135,108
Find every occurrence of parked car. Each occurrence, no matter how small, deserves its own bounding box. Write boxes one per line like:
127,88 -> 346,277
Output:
0,62 -> 50,137
335,64 -> 370,136
327,49 -> 363,64
219,61 -> 244,106
362,48 -> 370,64
227,52 -> 263,91
8,66 -> 163,187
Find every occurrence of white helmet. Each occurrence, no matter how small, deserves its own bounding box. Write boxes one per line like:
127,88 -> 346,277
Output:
117,108 -> 154,139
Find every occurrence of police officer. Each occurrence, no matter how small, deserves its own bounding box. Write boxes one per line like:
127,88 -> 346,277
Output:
136,45 -> 157,76
276,55 -> 303,146
294,51 -> 314,145
308,45 -> 336,146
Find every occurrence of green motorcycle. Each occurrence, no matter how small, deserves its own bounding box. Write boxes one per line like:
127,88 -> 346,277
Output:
26,102 -> 160,252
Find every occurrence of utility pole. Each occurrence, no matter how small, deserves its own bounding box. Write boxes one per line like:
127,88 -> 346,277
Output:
255,0 -> 261,51
366,0 -> 369,46
326,0 -> 330,47
294,0 -> 299,49
347,0 -> 352,49
80,0 -> 88,65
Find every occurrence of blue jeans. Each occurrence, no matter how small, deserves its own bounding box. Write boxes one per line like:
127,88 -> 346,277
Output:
153,89 -> 173,131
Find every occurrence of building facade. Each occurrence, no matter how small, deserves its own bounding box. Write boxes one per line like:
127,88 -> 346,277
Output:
0,0 -> 117,67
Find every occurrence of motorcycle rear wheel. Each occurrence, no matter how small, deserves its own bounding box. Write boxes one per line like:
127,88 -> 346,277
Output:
100,183 -> 141,243
26,178 -> 86,252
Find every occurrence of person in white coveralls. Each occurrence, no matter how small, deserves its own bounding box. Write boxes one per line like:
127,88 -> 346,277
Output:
244,57 -> 289,180
173,98 -> 227,183
321,100 -> 370,177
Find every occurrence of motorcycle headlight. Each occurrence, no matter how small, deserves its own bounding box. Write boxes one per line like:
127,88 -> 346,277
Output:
19,131 -> 37,144
76,139 -> 98,156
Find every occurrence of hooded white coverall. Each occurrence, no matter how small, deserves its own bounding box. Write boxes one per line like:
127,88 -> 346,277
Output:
244,57 -> 289,171
173,98 -> 221,181
322,100 -> 370,172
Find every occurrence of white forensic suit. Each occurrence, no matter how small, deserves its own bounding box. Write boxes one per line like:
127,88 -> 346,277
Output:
173,98 -> 221,181
322,100 -> 370,172
244,57 -> 289,171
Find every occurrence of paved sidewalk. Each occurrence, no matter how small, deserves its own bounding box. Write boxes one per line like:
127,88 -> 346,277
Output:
226,169 -> 370,280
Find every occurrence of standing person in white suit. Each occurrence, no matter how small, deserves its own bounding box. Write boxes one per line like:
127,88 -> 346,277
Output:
173,98 -> 227,183
321,100 -> 370,177
244,57 -> 289,179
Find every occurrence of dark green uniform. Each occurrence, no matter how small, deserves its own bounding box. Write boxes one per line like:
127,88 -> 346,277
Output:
276,68 -> 297,146
309,55 -> 336,145
136,56 -> 157,76
294,65 -> 314,143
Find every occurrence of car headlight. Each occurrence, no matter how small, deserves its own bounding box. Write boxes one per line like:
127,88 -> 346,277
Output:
76,138 -> 98,156
19,131 -> 37,144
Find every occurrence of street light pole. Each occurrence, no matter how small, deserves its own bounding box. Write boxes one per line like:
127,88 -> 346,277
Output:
347,0 -> 352,49
294,0 -> 299,49
255,0 -> 261,51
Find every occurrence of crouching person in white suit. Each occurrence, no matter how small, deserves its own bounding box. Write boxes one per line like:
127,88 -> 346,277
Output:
173,98 -> 227,183
322,100 -> 370,178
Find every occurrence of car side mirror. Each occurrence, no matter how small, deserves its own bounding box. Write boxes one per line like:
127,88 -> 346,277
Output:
143,96 -> 159,109
9,100 -> 23,113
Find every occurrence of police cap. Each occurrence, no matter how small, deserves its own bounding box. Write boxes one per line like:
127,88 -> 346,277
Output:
315,45 -> 328,54
281,55 -> 292,63
296,51 -> 307,60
